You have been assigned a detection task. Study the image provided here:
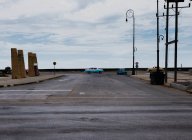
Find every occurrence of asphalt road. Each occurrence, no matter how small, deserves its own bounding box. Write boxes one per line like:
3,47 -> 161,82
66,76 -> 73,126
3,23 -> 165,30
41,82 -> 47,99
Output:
0,73 -> 192,140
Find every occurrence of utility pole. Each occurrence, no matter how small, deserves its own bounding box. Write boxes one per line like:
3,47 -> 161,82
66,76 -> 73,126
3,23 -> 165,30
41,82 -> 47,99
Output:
164,0 -> 191,83
165,0 -> 169,83
174,1 -> 179,83
164,1 -> 178,83
156,0 -> 165,71
133,14 -> 135,75
157,0 -> 160,72
152,0 -> 165,85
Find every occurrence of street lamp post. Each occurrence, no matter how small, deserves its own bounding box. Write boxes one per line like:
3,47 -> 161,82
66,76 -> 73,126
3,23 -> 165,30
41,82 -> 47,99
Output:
157,0 -> 160,72
126,9 -> 135,75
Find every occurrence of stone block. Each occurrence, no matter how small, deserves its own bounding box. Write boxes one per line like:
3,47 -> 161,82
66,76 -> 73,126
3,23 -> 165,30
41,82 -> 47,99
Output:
18,50 -> 26,78
11,48 -> 20,79
28,52 -> 35,77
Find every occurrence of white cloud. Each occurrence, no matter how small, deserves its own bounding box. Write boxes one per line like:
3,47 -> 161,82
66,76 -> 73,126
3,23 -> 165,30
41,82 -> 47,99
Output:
0,0 -> 191,69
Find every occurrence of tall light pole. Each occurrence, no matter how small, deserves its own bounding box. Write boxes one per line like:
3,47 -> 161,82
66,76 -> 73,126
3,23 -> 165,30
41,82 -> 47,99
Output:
165,0 -> 170,83
174,1 -> 179,83
126,9 -> 135,75
157,0 -> 160,72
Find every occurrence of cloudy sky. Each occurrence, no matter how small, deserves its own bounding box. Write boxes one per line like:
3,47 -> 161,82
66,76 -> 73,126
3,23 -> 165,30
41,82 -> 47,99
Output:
0,0 -> 191,69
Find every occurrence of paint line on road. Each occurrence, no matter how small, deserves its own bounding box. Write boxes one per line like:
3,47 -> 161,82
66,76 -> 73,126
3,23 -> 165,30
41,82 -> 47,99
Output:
46,96 -> 192,99
79,92 -> 85,95
0,90 -> 72,92
58,79 -> 69,82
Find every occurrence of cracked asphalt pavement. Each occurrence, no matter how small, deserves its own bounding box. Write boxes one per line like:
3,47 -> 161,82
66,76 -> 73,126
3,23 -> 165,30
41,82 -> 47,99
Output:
0,73 -> 192,140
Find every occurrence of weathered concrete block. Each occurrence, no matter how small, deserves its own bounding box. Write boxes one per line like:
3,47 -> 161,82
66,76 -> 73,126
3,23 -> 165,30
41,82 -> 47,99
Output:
18,50 -> 26,78
28,52 -> 35,77
33,53 -> 39,76
11,48 -> 20,79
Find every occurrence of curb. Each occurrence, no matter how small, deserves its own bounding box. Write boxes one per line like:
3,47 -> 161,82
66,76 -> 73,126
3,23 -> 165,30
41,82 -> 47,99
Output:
131,75 -> 192,94
170,83 -> 188,91
0,74 -> 64,88
170,83 -> 192,94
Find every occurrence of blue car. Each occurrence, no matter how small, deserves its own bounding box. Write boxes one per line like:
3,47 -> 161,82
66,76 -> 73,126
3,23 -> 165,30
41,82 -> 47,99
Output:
84,68 -> 104,74
117,68 -> 127,75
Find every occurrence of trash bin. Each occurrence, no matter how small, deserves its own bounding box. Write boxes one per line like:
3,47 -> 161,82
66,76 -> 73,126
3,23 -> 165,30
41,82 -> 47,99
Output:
150,71 -> 165,85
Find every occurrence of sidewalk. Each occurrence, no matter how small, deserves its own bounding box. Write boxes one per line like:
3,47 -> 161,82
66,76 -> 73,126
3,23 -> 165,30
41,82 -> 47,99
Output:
0,73 -> 64,87
131,71 -> 192,93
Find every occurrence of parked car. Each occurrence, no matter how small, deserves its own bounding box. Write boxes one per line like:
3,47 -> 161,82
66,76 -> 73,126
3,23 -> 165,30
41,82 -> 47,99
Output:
84,68 -> 104,74
117,68 -> 127,75
4,66 -> 11,74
